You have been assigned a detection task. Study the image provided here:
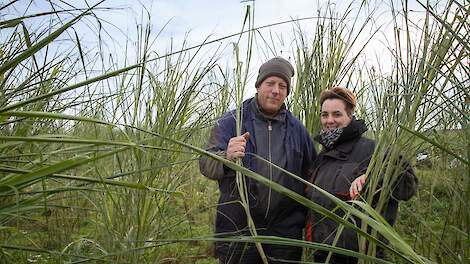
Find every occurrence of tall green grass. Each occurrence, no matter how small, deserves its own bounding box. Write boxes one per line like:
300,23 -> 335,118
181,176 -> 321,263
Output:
0,0 -> 468,263
355,1 -> 469,262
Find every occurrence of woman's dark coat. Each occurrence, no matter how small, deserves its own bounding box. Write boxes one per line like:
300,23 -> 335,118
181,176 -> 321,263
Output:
308,118 -> 418,255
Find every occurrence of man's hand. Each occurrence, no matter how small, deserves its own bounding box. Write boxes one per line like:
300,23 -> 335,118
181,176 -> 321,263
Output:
226,132 -> 250,161
349,174 -> 366,199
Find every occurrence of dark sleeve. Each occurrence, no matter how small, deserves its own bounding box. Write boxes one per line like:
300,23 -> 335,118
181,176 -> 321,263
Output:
361,142 -> 417,202
302,130 -> 317,180
372,150 -> 418,201
199,115 -> 235,180
391,162 -> 418,201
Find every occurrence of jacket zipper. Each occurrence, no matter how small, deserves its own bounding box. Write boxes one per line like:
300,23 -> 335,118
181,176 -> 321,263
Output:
266,120 -> 272,218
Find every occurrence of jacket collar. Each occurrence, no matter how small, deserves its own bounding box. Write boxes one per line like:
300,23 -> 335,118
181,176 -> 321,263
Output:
315,117 -> 367,149
248,95 -> 286,122
246,94 -> 287,122
243,97 -> 291,121
321,137 -> 360,160
240,97 -> 296,169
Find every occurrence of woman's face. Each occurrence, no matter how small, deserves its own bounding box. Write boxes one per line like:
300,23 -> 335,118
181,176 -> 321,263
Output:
320,98 -> 352,131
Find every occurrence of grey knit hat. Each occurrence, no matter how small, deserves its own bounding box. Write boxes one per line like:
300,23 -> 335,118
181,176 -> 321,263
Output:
255,57 -> 295,93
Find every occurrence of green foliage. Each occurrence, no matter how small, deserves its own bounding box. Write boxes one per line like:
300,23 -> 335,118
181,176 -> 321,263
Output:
0,0 -> 468,263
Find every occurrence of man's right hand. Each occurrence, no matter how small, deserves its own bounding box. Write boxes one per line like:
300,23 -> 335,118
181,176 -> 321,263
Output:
226,132 -> 250,161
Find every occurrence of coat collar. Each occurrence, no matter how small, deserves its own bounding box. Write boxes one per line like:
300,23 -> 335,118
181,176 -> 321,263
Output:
321,137 -> 359,160
239,97 -> 300,171
315,117 -> 367,149
250,95 -> 287,122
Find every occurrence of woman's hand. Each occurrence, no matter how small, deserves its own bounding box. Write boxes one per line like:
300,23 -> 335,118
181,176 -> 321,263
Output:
349,174 -> 366,199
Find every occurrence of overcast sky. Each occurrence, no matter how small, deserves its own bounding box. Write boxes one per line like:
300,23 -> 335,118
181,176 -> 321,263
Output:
4,0 -> 431,94
97,0 -> 337,63
95,0 -> 427,65
73,0 -> 345,93
92,0 -> 383,91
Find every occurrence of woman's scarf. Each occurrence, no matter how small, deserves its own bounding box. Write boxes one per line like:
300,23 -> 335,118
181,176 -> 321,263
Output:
317,127 -> 343,149
316,117 -> 367,149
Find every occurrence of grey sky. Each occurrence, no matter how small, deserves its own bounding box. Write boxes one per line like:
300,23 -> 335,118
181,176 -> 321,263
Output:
90,0 -> 335,92
3,0 -> 432,95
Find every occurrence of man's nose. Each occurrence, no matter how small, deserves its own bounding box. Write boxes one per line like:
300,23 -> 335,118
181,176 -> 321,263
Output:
271,84 -> 280,94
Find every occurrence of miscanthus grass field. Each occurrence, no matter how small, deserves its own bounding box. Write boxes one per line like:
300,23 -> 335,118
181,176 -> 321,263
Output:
0,0 -> 468,263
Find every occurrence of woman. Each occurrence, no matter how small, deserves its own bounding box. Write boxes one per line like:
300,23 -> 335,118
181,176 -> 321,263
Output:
307,87 -> 418,263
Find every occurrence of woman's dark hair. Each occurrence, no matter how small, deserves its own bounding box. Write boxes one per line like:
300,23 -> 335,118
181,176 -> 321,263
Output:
319,87 -> 356,116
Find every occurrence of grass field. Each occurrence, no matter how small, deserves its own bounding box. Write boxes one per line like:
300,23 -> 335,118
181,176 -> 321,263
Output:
0,0 -> 468,263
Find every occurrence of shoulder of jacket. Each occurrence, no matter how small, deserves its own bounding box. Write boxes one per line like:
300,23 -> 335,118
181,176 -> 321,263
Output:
216,98 -> 254,127
358,136 -> 375,144
286,111 -> 305,129
217,111 -> 236,126
355,137 -> 376,152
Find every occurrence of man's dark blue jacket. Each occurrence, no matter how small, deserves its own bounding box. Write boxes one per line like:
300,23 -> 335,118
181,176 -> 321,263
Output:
199,97 -> 316,256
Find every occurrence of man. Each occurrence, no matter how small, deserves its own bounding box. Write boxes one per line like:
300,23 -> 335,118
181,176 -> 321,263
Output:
199,57 -> 317,263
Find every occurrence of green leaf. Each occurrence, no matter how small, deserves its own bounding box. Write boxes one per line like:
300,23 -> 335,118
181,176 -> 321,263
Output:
0,2 -> 103,76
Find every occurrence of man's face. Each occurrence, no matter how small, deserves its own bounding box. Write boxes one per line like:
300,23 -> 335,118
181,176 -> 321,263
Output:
256,76 -> 288,116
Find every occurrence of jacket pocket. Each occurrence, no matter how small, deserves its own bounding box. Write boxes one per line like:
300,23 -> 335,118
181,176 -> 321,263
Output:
333,162 -> 359,194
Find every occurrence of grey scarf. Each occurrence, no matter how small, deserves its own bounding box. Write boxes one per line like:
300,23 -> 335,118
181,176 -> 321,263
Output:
318,127 -> 344,149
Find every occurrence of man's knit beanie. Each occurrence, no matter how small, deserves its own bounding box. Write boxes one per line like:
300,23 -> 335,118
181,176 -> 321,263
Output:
255,57 -> 295,94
